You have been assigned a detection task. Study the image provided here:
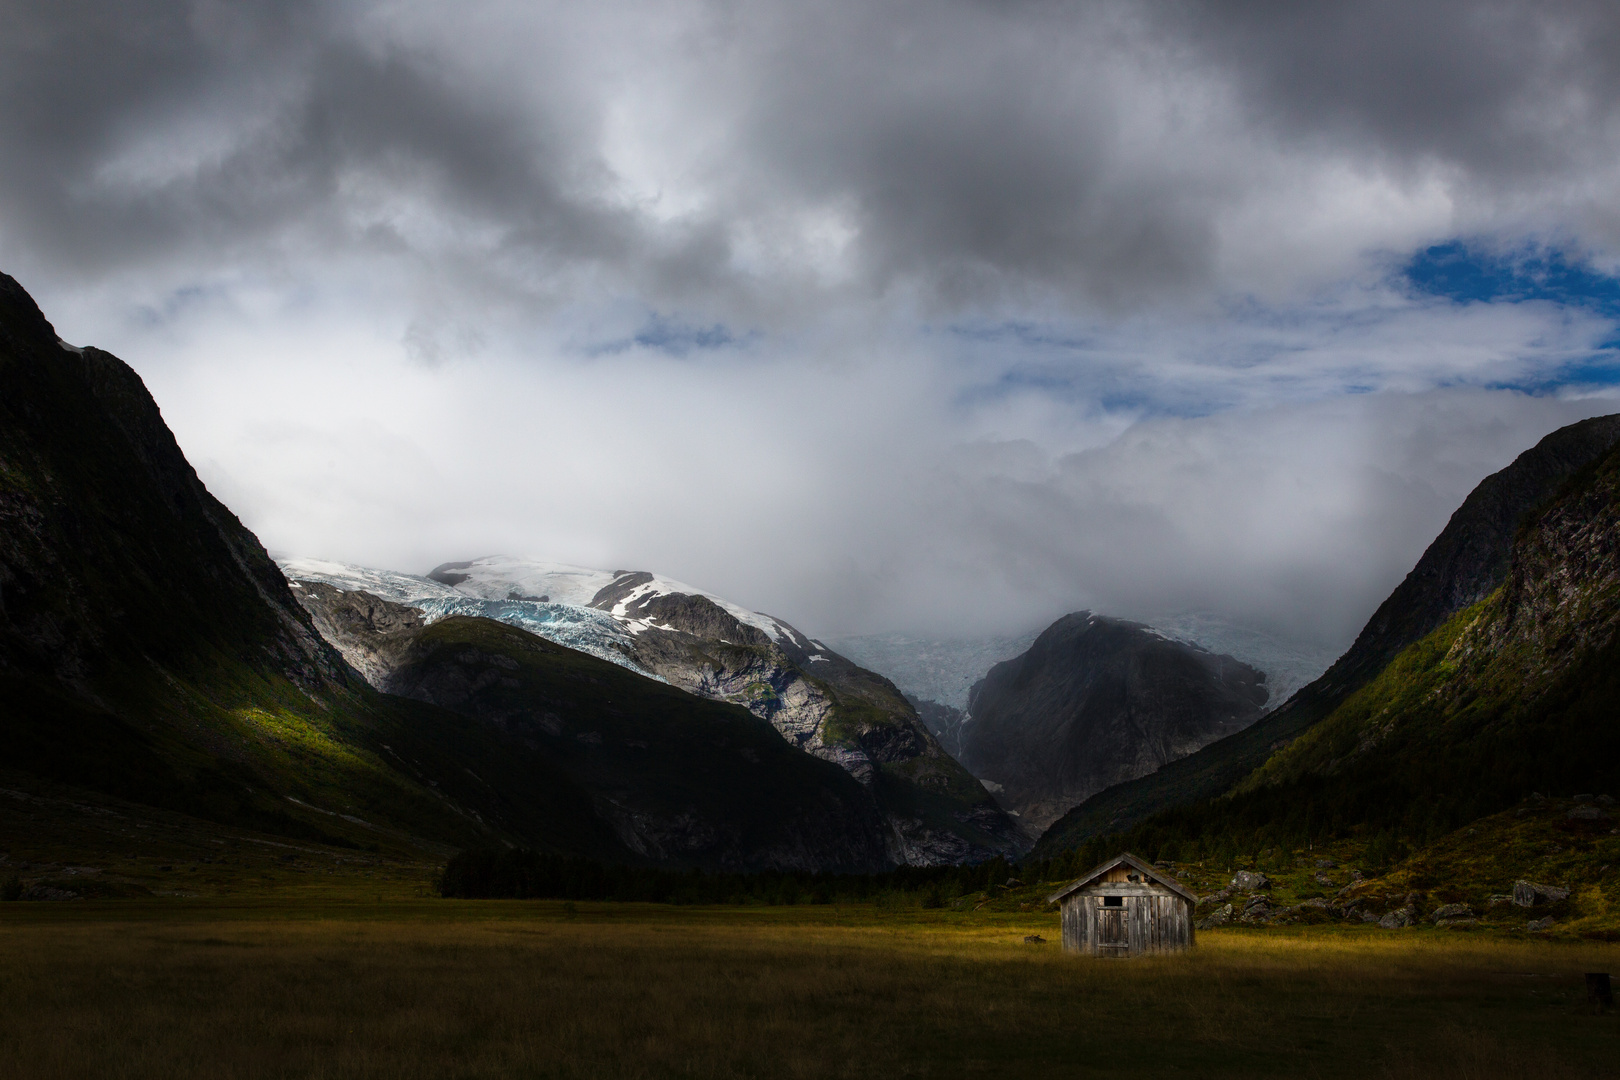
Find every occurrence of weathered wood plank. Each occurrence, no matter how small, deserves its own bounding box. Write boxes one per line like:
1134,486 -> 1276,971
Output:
1058,861 -> 1197,957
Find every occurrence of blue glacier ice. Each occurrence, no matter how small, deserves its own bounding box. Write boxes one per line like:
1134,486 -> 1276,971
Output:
278,557 -> 658,678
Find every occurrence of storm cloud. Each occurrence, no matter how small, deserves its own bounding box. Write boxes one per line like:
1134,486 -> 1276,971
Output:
4,0 -> 1619,653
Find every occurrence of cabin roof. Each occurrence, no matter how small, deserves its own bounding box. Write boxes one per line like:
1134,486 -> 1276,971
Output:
1043,851 -> 1198,906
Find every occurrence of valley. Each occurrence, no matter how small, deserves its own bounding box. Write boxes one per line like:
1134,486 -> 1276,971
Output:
8,4 -> 1620,1076
2,893 -> 1616,1080
4,266 -> 1620,1080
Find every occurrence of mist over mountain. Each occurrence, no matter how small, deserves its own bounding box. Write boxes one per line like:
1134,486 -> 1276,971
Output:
0,272 -> 980,872
7,2 -> 1620,671
1033,414 -> 1620,882
834,615 -> 1336,720
1038,411 -> 1620,853
828,632 -> 1042,712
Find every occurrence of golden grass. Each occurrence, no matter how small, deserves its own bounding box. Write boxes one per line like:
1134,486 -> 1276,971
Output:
2,901 -> 1617,1079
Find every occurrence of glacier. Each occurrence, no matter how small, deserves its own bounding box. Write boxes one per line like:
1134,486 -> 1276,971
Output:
278,556 -> 656,678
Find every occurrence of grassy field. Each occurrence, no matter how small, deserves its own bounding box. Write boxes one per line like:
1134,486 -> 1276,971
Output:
3,897 -> 1617,1079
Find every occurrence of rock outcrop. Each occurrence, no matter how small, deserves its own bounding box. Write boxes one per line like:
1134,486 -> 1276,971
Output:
961,613 -> 1268,830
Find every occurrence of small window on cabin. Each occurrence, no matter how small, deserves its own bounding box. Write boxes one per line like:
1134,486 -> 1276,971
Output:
1103,895 -> 1123,907
1127,873 -> 1141,882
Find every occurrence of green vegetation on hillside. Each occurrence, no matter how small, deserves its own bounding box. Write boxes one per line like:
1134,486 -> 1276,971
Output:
1032,437 -> 1620,942
1037,413 -> 1620,850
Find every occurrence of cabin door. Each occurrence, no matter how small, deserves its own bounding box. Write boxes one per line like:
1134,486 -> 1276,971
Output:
1097,904 -> 1129,957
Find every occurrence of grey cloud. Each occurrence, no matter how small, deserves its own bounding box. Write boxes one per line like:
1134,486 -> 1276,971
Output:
1166,0 -> 1620,182
8,0 -> 1620,657
779,389 -> 1620,645
7,0 -> 1619,312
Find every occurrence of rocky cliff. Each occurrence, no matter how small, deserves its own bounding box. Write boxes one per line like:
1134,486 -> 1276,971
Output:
1036,412 -> 1620,857
1238,437 -> 1620,802
961,613 -> 1268,830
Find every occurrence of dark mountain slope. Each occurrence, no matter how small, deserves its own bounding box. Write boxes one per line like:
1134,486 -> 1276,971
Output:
0,272 -> 891,872
962,613 -> 1268,830
0,272 -> 627,855
1036,412 -> 1620,853
1036,436 -> 1620,862
569,568 -> 1027,863
296,582 -> 892,870
410,557 -> 1028,863
0,275 -> 342,697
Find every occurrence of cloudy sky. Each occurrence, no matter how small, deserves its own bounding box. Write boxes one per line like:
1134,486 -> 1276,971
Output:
5,0 -> 1620,649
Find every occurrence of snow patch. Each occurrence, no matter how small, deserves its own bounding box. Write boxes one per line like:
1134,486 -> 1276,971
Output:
277,556 -> 660,679
429,555 -> 792,644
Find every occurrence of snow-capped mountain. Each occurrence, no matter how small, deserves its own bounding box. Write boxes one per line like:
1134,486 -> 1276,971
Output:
278,555 -> 1027,863
279,557 -> 653,676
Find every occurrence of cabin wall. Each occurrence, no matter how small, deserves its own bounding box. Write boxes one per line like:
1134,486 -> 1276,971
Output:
1059,888 -> 1192,957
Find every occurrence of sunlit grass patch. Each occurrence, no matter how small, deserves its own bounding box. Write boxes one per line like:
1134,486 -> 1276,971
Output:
1,901 -> 1616,1079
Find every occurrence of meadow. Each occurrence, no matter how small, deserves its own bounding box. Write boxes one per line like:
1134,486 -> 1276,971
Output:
2,897 -> 1616,1080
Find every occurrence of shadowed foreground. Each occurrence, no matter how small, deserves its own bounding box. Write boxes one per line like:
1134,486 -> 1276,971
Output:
1,901 -> 1615,1078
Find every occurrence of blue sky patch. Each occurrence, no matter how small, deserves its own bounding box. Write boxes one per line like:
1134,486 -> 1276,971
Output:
1404,240 -> 1620,393
1404,241 -> 1620,317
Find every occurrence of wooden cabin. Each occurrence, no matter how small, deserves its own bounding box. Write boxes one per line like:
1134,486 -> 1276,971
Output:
1045,852 -> 1196,957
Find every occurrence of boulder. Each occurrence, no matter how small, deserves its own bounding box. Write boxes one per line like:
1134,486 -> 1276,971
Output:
1379,906 -> 1415,929
1315,858 -> 1337,869
1230,871 -> 1270,892
1431,903 -> 1475,925
1568,806 -> 1610,821
1527,916 -> 1555,932
1512,880 -> 1571,907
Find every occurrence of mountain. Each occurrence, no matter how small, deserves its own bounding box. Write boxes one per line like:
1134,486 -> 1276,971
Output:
0,272 -> 894,873
1231,435 -> 1620,812
832,618 -> 1331,716
1034,430 -> 1620,875
280,557 -> 1026,863
291,583 -> 889,868
0,272 -> 443,849
906,695 -> 970,759
958,613 -> 1269,830
1035,412 -> 1620,855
